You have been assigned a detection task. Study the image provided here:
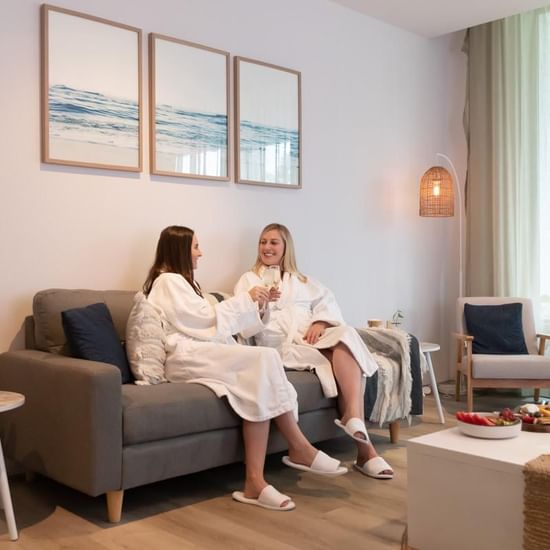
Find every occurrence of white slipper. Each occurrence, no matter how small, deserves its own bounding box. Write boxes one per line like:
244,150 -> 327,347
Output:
232,484 -> 296,511
353,456 -> 394,480
334,417 -> 370,444
282,450 -> 348,477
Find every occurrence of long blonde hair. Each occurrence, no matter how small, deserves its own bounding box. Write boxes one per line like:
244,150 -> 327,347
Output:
252,223 -> 307,282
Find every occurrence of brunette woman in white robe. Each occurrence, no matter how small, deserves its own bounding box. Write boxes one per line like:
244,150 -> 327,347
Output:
141,226 -> 347,512
235,223 -> 393,479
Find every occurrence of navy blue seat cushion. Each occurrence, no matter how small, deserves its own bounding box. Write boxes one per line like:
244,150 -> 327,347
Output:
62,302 -> 133,384
464,302 -> 529,355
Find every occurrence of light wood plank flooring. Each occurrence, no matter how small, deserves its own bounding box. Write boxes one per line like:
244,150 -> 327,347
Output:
0,390 -> 542,549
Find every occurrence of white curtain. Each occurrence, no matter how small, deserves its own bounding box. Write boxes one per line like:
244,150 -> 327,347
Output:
465,9 -> 550,331
540,12 -> 550,333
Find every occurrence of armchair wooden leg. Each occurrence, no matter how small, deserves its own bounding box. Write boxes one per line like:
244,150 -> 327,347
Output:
466,377 -> 473,412
106,490 -> 124,523
389,420 -> 400,444
455,373 -> 461,402
534,388 -> 541,403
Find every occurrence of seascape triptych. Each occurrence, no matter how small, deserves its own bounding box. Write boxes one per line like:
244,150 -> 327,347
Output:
41,4 -> 301,187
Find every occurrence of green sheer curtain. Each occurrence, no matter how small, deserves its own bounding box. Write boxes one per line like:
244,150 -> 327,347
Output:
465,8 -> 550,329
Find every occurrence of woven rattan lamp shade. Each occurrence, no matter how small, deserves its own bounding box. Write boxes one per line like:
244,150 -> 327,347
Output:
419,166 -> 454,217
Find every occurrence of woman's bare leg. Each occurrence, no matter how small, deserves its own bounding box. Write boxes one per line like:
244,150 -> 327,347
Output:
328,344 -> 392,474
273,412 -> 317,466
242,419 -> 291,507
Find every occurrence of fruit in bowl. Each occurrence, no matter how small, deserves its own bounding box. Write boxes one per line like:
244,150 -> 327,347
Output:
455,410 -> 518,426
455,410 -> 521,439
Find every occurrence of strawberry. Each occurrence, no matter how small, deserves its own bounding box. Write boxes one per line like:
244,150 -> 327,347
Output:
473,414 -> 488,425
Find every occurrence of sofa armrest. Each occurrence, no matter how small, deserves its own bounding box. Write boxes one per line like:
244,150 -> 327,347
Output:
0,350 -> 122,496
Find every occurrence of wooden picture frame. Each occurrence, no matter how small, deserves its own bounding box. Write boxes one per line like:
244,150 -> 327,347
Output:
41,4 -> 143,172
149,34 -> 230,180
235,57 -> 301,188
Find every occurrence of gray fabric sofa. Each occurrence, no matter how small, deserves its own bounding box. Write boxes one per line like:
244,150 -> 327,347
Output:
0,289 -> 401,522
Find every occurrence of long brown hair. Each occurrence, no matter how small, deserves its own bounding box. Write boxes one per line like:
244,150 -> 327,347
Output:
252,223 -> 307,282
143,226 -> 202,297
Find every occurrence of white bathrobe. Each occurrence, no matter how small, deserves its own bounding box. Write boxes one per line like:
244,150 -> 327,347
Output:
234,269 -> 378,398
147,273 -> 297,421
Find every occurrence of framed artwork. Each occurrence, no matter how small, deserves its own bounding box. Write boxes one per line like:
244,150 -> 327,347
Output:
235,57 -> 301,188
149,34 -> 230,180
41,4 -> 142,171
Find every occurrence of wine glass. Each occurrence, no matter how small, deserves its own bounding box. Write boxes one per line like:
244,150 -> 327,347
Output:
269,265 -> 281,290
262,265 -> 280,290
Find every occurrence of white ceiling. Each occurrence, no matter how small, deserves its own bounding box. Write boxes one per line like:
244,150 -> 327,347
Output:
330,0 -> 550,37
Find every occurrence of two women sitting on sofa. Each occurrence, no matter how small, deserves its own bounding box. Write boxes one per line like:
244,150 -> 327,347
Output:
137,224 -> 393,512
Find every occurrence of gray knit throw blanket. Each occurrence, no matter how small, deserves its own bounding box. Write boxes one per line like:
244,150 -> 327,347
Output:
358,327 -> 421,425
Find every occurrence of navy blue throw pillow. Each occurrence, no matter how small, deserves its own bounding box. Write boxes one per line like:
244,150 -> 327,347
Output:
464,303 -> 529,355
62,302 -> 133,384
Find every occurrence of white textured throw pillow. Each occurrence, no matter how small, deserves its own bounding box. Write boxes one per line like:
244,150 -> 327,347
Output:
125,292 -> 167,385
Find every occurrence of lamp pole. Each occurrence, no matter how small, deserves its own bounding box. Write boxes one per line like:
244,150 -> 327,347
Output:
436,153 -> 464,298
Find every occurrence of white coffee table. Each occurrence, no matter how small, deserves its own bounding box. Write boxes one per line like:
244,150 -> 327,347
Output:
407,427 -> 549,550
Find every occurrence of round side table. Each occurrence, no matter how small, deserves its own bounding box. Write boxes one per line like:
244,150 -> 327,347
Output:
419,342 -> 445,424
0,391 -> 25,541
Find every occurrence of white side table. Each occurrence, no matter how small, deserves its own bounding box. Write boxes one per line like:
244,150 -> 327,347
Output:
0,391 -> 25,541
419,342 -> 445,424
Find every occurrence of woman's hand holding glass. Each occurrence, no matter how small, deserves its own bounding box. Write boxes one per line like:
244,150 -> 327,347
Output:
248,286 -> 270,308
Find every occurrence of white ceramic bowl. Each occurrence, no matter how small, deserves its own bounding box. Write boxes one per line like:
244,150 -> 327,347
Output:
457,412 -> 521,439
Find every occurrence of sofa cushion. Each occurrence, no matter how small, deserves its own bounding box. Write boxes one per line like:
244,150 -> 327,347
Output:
464,302 -> 529,355
62,302 -> 133,384
125,292 -> 167,385
122,370 -> 335,445
122,382 -> 240,445
33,289 -> 136,354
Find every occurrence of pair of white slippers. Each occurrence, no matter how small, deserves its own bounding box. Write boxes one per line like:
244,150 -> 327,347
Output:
232,419 -> 394,511
334,417 -> 394,480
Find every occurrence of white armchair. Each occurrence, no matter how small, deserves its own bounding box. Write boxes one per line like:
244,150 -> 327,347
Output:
453,297 -> 550,411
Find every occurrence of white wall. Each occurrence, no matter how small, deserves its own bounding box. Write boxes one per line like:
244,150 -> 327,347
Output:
0,0 -> 467,380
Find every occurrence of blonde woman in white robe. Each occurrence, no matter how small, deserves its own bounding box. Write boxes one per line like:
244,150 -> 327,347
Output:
141,226 -> 347,512
235,223 -> 393,480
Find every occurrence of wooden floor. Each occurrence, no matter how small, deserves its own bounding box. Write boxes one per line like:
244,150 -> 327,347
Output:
0,390 -> 542,549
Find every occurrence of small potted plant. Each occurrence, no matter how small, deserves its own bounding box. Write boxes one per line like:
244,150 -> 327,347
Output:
391,310 -> 404,329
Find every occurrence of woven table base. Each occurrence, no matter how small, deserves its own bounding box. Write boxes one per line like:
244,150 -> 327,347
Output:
523,454 -> 550,549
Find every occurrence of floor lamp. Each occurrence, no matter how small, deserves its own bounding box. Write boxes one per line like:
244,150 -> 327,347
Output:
419,153 -> 464,298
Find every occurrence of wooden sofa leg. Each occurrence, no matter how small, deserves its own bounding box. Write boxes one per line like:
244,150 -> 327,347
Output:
389,420 -> 400,443
106,490 -> 124,523
534,388 -> 541,403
